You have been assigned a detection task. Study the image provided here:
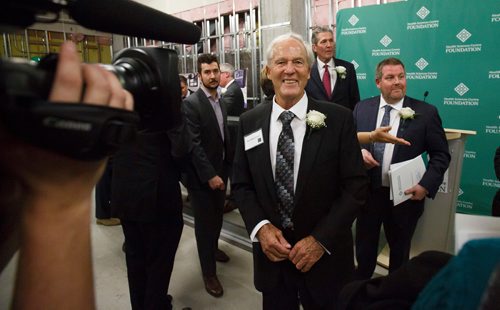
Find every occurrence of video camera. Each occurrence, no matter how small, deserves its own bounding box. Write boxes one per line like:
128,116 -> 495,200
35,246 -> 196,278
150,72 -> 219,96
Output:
0,0 -> 201,160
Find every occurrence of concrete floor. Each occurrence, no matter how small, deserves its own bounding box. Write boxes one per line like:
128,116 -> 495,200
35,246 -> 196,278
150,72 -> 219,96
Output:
0,201 -> 387,309
0,210 -> 261,310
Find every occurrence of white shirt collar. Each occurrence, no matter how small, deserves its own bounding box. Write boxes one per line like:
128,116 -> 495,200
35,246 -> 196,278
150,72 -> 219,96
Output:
271,93 -> 308,123
317,57 -> 335,69
200,83 -> 220,101
379,96 -> 404,111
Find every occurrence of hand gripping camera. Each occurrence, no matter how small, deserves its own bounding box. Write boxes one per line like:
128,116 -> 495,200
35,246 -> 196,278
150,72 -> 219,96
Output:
0,0 -> 201,160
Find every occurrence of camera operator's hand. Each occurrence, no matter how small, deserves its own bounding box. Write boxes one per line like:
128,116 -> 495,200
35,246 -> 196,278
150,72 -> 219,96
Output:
50,42 -> 133,110
0,41 -> 133,309
6,42 -> 134,206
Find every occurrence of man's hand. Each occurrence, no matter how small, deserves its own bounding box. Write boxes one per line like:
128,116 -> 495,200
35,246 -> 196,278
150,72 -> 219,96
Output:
361,149 -> 379,169
257,223 -> 291,262
289,235 -> 324,273
404,184 -> 428,200
208,175 -> 225,190
372,126 -> 411,146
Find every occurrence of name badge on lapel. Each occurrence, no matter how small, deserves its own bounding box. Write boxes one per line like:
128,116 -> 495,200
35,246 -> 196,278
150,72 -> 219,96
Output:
244,129 -> 264,151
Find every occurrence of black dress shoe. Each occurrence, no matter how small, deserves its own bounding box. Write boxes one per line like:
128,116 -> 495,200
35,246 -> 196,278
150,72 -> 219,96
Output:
203,275 -> 223,297
215,249 -> 230,263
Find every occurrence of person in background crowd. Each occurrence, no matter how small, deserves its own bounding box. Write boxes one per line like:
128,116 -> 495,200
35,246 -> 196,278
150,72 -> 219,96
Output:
111,69 -> 192,308
0,41 -> 133,309
219,63 -> 245,117
95,158 -> 120,226
232,32 -> 368,309
182,54 -> 233,298
353,57 -> 450,279
259,66 -> 275,105
180,75 -> 192,100
219,63 -> 244,213
305,26 -> 360,110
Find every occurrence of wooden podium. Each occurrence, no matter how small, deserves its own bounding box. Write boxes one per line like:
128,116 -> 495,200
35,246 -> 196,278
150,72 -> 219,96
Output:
377,128 -> 476,268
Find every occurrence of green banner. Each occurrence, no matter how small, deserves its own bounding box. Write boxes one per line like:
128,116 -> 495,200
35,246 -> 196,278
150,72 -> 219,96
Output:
336,0 -> 500,215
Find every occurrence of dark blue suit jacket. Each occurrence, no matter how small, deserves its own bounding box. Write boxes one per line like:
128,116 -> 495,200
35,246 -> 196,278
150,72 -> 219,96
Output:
305,58 -> 360,110
233,97 -> 368,304
353,95 -> 450,198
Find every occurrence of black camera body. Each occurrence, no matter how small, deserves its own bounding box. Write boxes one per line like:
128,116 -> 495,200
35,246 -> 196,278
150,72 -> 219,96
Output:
0,0 -> 201,160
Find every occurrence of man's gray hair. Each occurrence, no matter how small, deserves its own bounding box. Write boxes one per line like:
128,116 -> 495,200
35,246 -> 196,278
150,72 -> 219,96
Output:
311,26 -> 334,45
220,63 -> 235,77
265,32 -> 314,67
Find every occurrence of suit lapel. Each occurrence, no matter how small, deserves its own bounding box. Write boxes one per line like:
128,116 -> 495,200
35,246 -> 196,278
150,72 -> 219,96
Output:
294,99 -> 322,202
392,96 -> 412,161
367,97 -> 380,130
198,89 -> 224,141
255,104 -> 279,203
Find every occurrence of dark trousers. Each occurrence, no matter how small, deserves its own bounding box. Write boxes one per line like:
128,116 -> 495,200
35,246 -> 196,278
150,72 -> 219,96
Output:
262,263 -> 337,310
122,217 -> 183,310
355,187 -> 424,279
189,188 -> 225,276
95,161 -> 113,219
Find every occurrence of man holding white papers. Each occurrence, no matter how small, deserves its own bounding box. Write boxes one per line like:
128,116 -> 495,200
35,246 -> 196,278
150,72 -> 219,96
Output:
353,58 -> 450,279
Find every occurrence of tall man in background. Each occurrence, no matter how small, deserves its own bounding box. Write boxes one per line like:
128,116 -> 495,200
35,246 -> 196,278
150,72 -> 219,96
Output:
233,33 -> 368,309
219,62 -> 245,212
219,63 -> 245,117
182,54 -> 233,298
112,74 -> 192,308
305,26 -> 360,110
353,57 -> 450,279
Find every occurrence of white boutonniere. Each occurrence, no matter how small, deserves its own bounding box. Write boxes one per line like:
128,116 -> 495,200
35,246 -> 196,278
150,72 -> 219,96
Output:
399,107 -> 418,131
399,107 -> 416,120
220,87 -> 227,95
306,110 -> 327,138
335,66 -> 347,79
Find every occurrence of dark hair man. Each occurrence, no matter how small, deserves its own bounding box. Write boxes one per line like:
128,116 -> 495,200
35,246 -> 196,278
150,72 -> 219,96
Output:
181,54 -> 233,298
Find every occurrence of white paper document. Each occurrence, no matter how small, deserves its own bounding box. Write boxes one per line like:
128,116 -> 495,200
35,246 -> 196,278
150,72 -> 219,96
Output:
389,155 -> 426,206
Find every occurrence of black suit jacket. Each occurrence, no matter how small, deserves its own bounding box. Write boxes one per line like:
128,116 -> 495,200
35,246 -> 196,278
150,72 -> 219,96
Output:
222,80 -> 245,117
232,97 -> 368,303
182,88 -> 233,190
111,121 -> 192,222
353,95 -> 450,198
305,58 -> 360,110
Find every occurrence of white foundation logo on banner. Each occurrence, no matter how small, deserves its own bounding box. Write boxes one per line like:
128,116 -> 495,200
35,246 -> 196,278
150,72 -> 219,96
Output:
444,83 -> 480,107
407,6 -> 439,30
445,29 -> 482,53
406,58 -> 438,80
352,60 -> 367,80
341,14 -> 366,35
372,35 -> 400,56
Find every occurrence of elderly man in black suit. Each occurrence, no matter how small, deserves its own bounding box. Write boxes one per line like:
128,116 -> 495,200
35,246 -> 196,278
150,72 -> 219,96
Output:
219,63 -> 245,117
305,26 -> 360,110
182,54 -> 233,298
353,57 -> 450,280
232,33 -> 368,309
